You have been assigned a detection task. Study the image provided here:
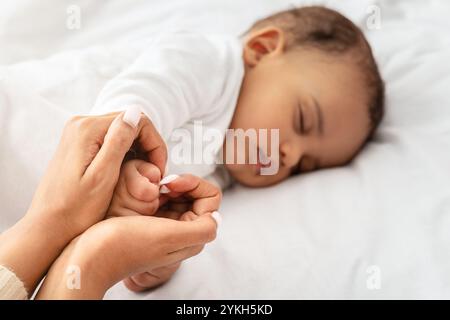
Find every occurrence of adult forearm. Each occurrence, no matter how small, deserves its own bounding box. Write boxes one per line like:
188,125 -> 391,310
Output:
35,227 -> 114,300
0,213 -> 72,297
35,243 -> 107,299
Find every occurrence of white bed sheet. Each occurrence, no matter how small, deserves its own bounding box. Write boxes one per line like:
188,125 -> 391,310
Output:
0,0 -> 449,299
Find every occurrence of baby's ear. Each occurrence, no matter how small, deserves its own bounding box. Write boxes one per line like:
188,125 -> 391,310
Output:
243,26 -> 285,67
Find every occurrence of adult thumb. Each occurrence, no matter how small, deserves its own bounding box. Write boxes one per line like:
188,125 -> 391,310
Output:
86,106 -> 141,179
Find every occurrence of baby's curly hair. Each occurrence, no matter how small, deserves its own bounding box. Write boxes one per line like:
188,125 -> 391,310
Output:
246,6 -> 385,140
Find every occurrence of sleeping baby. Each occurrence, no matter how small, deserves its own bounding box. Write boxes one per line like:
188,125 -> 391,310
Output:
92,6 -> 384,290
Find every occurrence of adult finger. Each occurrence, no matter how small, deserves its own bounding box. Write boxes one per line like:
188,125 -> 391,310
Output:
160,174 -> 222,215
89,109 -> 167,176
134,115 -> 167,177
84,108 -> 140,181
168,212 -> 220,250
164,244 -> 204,267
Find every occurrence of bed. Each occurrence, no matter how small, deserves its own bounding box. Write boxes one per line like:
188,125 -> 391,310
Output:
1,0 -> 449,299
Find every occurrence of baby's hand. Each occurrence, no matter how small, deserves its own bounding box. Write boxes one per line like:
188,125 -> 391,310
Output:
108,159 -> 161,217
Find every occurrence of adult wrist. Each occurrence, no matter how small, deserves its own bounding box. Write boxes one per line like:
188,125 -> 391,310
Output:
0,213 -> 71,296
36,232 -> 111,299
23,208 -> 75,250
71,229 -> 116,295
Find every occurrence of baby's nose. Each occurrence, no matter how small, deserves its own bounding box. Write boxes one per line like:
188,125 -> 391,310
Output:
279,142 -> 300,168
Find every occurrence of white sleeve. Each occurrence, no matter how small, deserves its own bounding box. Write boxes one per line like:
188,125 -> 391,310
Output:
91,32 -> 243,140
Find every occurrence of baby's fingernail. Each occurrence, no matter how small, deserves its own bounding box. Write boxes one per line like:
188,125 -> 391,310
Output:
159,185 -> 170,194
123,105 -> 141,128
211,211 -> 222,228
159,174 -> 179,185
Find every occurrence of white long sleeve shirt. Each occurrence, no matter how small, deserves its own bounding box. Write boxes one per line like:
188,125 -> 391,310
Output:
91,32 -> 244,187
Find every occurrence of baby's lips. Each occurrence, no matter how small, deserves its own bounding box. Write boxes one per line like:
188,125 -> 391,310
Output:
159,174 -> 179,194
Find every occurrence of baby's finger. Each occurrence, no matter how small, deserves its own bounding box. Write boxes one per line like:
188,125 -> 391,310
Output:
124,262 -> 181,292
124,161 -> 160,202
136,160 -> 161,184
125,273 -> 160,292
179,210 -> 198,221
111,198 -> 159,217
153,209 -> 183,220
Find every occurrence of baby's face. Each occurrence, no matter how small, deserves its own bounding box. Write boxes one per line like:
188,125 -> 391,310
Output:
224,47 -> 370,187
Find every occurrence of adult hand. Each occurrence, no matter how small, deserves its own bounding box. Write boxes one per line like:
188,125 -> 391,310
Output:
28,108 -> 167,239
0,107 -> 167,295
36,213 -> 219,299
124,174 -> 222,292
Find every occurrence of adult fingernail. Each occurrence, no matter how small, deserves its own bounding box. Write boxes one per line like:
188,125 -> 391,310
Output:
159,174 -> 179,185
159,185 -> 170,194
123,105 -> 141,128
211,211 -> 222,227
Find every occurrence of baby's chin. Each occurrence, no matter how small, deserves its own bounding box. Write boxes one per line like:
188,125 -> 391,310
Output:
225,163 -> 287,188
